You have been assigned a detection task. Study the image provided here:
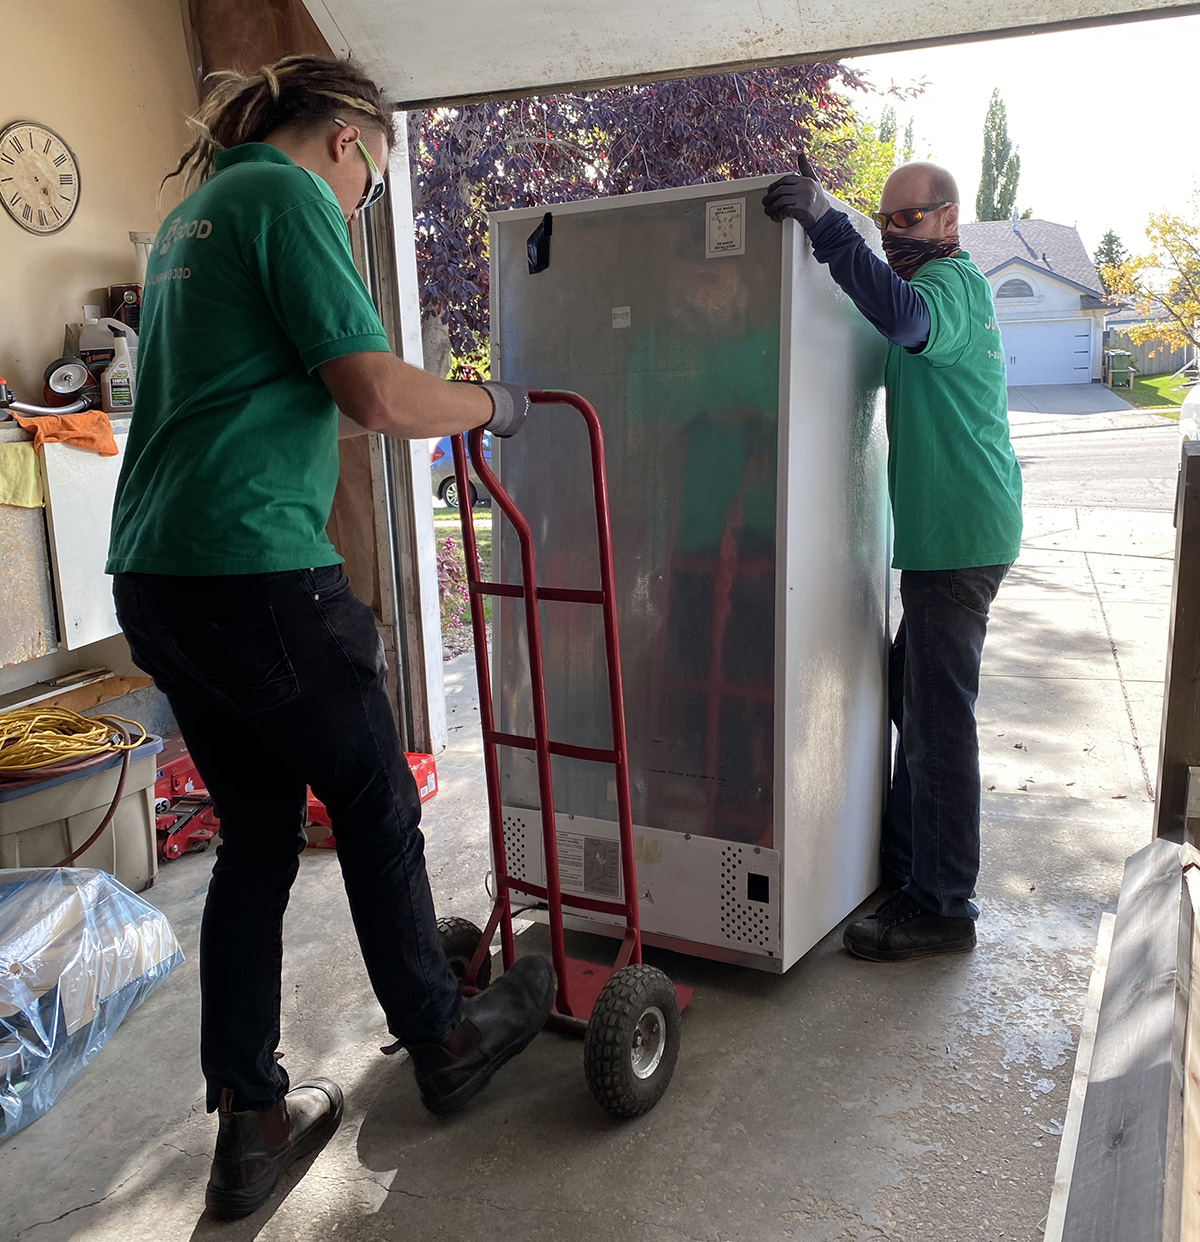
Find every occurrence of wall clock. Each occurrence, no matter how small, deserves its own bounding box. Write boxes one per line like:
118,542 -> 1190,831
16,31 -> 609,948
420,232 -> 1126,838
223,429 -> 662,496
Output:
0,120 -> 80,235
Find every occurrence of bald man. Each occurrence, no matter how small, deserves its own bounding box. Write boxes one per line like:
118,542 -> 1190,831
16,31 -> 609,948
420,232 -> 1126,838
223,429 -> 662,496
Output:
764,160 -> 1022,962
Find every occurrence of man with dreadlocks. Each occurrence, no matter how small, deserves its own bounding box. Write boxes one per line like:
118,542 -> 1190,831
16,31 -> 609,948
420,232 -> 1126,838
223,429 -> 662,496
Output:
763,159 -> 1022,964
107,55 -> 555,1218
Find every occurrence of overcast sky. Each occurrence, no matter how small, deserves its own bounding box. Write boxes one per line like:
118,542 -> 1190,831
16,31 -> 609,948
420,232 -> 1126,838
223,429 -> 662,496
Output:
843,13 -> 1200,260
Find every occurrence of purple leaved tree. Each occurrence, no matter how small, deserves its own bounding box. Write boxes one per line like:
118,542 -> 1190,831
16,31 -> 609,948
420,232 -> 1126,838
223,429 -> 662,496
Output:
409,65 -> 871,374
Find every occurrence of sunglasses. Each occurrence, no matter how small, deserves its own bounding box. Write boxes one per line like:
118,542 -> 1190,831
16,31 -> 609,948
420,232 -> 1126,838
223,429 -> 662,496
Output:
334,117 -> 387,212
872,202 -> 953,231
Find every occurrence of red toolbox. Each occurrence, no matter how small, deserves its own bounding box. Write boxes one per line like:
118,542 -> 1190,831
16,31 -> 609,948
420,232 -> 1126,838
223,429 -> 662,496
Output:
305,752 -> 438,849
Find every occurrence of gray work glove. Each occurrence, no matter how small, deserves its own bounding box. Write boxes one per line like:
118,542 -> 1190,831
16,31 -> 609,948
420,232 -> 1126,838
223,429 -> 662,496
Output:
762,154 -> 829,229
479,380 -> 530,438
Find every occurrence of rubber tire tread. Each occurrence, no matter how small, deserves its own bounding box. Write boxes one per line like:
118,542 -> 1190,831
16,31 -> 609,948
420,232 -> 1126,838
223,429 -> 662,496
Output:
584,964 -> 681,1118
436,916 -> 493,989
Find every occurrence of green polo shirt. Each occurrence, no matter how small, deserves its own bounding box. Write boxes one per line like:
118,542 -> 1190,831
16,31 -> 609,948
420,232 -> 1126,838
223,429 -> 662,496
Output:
884,251 -> 1023,570
106,143 -> 391,575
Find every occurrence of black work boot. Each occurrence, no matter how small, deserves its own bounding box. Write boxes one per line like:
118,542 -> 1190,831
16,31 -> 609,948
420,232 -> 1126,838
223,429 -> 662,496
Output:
409,955 -> 556,1117
843,892 -> 976,962
205,1079 -> 344,1219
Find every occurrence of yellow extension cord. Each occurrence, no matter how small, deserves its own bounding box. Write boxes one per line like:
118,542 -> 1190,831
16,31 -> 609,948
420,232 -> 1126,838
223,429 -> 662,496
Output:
0,706 -> 148,775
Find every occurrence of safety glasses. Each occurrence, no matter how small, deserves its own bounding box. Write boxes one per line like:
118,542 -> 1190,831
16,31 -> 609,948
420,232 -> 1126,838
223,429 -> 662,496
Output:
872,202 -> 952,231
334,117 -> 387,213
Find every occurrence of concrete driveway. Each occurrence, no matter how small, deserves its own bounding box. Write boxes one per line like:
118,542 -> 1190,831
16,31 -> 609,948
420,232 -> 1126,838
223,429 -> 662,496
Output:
1007,385 -> 1133,416
1007,383 -> 1176,440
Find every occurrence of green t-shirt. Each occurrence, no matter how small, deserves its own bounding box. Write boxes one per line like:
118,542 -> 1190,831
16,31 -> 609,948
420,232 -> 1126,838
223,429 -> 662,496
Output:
106,144 -> 391,575
884,251 -> 1023,570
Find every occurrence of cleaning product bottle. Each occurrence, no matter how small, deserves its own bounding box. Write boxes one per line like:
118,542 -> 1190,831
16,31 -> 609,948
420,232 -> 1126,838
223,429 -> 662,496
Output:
76,312 -> 138,383
100,327 -> 135,414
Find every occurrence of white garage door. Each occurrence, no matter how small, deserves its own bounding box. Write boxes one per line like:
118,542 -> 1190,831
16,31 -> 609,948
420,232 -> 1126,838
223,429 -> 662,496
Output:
1000,320 -> 1093,386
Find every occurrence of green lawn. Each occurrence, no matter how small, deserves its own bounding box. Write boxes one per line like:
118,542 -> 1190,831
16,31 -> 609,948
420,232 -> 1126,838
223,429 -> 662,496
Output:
1117,371 -> 1190,416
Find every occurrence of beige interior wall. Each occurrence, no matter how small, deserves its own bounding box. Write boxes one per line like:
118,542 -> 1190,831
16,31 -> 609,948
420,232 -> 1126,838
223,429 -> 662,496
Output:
0,0 -> 197,397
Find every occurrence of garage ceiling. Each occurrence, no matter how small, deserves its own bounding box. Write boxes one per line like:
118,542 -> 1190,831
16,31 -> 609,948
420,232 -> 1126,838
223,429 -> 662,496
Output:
302,0 -> 1199,107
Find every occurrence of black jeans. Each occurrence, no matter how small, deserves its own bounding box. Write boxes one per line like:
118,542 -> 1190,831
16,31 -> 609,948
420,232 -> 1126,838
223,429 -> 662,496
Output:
882,564 -> 1011,920
114,567 -> 462,1111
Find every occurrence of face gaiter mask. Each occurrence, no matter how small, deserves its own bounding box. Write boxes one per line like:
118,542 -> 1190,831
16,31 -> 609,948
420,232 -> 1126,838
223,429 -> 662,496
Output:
881,232 -> 962,282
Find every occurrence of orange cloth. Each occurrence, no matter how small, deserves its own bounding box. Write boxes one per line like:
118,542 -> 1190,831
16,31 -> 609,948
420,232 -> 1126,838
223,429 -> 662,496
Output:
11,411 -> 119,457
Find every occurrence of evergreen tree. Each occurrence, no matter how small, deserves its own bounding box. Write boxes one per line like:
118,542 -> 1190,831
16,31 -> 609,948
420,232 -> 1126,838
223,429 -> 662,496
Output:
976,89 -> 1021,221
1093,229 -> 1127,291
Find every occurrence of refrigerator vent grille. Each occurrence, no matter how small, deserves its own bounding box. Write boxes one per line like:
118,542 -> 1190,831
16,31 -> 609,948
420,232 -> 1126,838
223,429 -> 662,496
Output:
719,845 -> 773,948
502,813 -> 530,882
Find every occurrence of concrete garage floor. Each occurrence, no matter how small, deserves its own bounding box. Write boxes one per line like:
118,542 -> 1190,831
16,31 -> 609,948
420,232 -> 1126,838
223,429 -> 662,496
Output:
0,410 -> 1182,1242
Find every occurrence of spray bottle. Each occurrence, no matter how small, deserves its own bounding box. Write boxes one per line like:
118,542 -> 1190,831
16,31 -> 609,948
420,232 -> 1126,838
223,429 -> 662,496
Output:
100,326 -> 135,414
76,311 -> 138,383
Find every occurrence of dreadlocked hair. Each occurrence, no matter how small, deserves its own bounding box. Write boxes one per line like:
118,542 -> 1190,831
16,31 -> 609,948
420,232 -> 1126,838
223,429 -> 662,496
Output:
163,55 -> 395,193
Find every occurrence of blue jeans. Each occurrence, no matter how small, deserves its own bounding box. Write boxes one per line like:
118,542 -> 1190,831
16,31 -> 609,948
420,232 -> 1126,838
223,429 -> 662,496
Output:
114,567 -> 462,1111
882,564 -> 1011,920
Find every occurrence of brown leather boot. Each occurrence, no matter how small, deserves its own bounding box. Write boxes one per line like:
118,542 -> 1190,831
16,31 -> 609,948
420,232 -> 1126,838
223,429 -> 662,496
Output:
205,1079 -> 343,1219
408,955 -> 556,1116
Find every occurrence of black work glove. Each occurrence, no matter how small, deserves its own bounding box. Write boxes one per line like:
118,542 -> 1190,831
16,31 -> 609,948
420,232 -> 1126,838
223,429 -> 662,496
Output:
478,380 -> 530,438
762,154 -> 830,230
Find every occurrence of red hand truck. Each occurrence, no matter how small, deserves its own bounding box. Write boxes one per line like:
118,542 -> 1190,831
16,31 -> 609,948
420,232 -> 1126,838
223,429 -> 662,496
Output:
444,390 -> 691,1118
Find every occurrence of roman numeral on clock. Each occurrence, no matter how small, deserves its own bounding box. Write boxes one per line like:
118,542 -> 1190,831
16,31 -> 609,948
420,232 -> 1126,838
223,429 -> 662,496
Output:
53,153 -> 66,167
43,138 -> 51,154
10,137 -> 23,153
60,174 -> 73,186
22,204 -> 32,222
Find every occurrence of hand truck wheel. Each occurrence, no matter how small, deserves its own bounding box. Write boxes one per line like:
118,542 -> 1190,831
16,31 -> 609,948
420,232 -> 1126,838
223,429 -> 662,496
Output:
583,963 -> 681,1118
436,917 -> 493,989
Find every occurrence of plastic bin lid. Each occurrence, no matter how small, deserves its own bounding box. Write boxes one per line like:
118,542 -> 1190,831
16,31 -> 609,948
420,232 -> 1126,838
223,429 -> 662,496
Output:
0,735 -> 164,804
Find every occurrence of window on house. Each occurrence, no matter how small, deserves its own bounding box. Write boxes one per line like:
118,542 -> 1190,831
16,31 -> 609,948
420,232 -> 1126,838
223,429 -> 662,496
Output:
996,278 -> 1035,298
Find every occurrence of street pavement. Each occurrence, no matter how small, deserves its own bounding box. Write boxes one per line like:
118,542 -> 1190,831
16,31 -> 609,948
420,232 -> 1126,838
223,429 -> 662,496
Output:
0,396 -> 1183,1242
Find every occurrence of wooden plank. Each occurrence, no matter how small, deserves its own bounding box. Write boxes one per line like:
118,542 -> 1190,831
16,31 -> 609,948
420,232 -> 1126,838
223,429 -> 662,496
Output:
40,674 -> 154,715
0,672 -> 156,716
1046,911 -> 1117,1242
1156,441 -> 1200,841
1062,838 -> 1191,1242
1186,768 -> 1200,848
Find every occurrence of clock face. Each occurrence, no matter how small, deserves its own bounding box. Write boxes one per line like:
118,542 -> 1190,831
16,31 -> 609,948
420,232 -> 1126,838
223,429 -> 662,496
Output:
0,121 -> 80,235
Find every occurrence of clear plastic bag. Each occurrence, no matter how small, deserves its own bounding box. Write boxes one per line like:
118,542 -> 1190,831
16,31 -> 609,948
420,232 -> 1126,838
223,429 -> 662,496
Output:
0,868 -> 183,1137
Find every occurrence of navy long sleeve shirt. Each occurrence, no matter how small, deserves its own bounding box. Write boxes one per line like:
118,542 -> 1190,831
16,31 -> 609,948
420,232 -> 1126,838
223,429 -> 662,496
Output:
805,210 -> 931,351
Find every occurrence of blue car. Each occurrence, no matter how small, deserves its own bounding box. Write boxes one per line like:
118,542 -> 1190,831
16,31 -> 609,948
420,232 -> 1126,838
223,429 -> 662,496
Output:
430,432 -> 491,509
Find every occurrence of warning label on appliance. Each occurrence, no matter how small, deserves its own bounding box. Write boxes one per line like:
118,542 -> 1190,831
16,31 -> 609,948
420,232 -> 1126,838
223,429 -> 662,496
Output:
557,831 -> 621,898
706,198 -> 746,258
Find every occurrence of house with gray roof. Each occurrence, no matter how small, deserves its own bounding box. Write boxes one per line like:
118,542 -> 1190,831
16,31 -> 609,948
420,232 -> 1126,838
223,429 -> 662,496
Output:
959,218 -> 1111,385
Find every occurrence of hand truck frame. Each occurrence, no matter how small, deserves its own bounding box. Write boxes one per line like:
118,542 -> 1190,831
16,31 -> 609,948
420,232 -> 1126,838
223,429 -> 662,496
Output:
445,390 -> 691,1117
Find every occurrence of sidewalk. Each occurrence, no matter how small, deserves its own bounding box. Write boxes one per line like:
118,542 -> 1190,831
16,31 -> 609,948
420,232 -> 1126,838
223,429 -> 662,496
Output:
0,425 -> 1175,1242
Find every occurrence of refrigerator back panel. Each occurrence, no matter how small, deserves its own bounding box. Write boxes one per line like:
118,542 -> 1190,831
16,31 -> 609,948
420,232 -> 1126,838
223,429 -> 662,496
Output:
489,180 -> 890,967
491,191 -> 781,848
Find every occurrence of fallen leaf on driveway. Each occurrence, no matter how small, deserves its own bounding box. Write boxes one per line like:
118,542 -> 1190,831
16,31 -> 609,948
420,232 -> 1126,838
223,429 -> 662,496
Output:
1018,783 -> 1028,791
1112,794 -> 1127,800
987,785 -> 996,792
